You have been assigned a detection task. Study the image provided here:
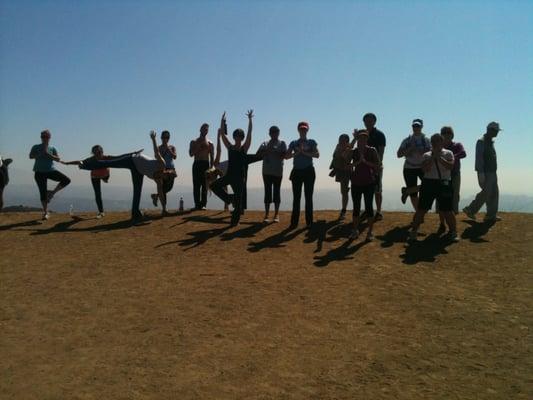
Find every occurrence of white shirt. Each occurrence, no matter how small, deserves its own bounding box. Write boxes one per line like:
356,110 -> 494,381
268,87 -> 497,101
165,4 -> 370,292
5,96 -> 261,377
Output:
422,149 -> 454,180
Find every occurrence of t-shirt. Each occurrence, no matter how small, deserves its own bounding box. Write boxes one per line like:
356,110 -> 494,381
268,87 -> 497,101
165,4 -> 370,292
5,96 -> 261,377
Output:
445,141 -> 466,174
258,140 -> 287,177
226,146 -> 247,178
351,146 -> 379,186
422,149 -> 454,180
132,154 -> 162,179
367,128 -> 386,159
398,134 -> 431,169
159,144 -> 176,169
31,144 -> 57,172
288,138 -> 318,170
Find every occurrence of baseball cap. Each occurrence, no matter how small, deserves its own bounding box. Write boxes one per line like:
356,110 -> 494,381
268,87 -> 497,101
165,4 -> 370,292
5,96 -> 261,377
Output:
412,119 -> 423,127
487,121 -> 502,131
297,121 -> 309,131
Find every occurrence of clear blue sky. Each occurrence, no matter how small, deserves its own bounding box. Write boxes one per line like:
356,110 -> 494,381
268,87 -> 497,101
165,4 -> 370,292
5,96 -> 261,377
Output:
1,0 -> 532,197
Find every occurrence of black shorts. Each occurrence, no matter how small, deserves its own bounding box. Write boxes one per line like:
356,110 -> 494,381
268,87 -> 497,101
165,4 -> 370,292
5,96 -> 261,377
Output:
403,168 -> 424,188
418,178 -> 453,211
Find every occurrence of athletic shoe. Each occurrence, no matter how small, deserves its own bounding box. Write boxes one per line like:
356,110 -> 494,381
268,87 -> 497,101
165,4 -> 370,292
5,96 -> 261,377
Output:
263,217 -> 270,223
484,216 -> 502,222
151,194 -> 158,207
366,233 -> 374,242
46,190 -> 54,203
349,229 -> 359,240
408,230 -> 417,242
200,207 -> 207,211
374,212 -> 383,222
273,216 -> 280,223
448,231 -> 460,242
41,212 -> 50,221
401,187 -> 409,204
437,223 -> 446,235
96,212 -> 105,219
463,207 -> 476,220
339,210 -> 346,221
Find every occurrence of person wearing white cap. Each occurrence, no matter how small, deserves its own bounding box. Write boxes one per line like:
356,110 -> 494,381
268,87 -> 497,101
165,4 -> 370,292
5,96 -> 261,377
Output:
463,122 -> 502,222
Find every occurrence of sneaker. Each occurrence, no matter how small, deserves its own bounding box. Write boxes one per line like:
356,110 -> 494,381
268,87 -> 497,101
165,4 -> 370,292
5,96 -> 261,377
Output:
484,216 -> 501,222
374,212 -> 383,222
339,210 -> 346,221
448,231 -> 460,242
263,217 -> 270,223
463,207 -> 476,220
41,212 -> 50,221
366,232 -> 374,242
273,216 -> 280,223
349,229 -> 359,240
437,223 -> 446,235
401,187 -> 409,204
151,194 -> 158,207
200,207 -> 207,211
96,212 -> 105,219
46,190 -> 54,203
408,230 -> 417,242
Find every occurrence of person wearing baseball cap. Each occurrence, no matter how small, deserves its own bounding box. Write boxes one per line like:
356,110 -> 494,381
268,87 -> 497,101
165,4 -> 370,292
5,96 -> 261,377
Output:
397,119 -> 431,212
463,121 -> 503,222
286,121 -> 320,228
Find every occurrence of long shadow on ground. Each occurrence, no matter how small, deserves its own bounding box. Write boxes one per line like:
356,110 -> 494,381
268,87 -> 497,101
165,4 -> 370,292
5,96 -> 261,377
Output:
376,225 -> 412,248
220,222 -> 268,241
461,219 -> 495,243
313,239 -> 370,268
156,225 -> 232,250
248,226 -> 307,252
169,212 -> 230,228
27,216 -> 151,235
400,233 -> 458,265
0,219 -> 42,231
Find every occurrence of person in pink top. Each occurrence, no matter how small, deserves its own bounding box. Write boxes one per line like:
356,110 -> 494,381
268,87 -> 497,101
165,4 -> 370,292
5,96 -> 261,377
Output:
349,130 -> 380,241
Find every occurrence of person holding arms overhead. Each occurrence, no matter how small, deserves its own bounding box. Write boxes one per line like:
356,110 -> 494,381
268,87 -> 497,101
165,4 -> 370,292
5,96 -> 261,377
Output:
287,121 -> 320,229
210,110 -> 254,226
408,133 -> 458,242
397,119 -> 431,211
189,124 -> 214,210
29,130 -> 71,220
463,122 -> 502,223
256,125 -> 287,223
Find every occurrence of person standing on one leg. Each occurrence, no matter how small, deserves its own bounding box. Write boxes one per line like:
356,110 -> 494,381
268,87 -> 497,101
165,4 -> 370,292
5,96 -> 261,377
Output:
257,126 -> 287,223
463,122 -> 502,223
286,121 -> 320,229
0,156 -> 13,211
350,130 -> 380,241
437,126 -> 466,233
210,110 -> 254,226
152,130 -> 177,209
29,130 -> 71,220
397,119 -> 431,211
329,134 -> 352,220
409,133 -> 458,242
362,113 -> 386,221
190,124 -> 214,210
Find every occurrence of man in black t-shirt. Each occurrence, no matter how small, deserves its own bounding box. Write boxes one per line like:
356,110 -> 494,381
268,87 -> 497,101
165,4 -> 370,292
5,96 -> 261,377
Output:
363,113 -> 386,220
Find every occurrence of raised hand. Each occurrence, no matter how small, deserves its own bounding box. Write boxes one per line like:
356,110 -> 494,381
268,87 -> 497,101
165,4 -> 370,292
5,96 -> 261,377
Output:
150,130 -> 156,139
246,109 -> 254,120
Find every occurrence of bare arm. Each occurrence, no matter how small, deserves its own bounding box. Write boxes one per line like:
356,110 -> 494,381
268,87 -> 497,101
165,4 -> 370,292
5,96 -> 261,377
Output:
243,109 -> 253,153
61,160 -> 82,166
150,131 -> 164,164
189,140 -> 197,157
219,112 -> 231,149
169,145 -> 177,160
214,130 -> 222,165
209,142 -> 215,168
438,154 -> 455,170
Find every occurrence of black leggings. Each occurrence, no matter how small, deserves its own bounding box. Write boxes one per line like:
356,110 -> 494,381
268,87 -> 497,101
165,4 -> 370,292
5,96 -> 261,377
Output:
263,174 -> 282,205
34,170 -> 71,202
80,156 -> 143,219
290,167 -> 316,226
192,160 -> 209,208
211,174 -> 244,225
91,178 -> 106,213
351,183 -> 375,217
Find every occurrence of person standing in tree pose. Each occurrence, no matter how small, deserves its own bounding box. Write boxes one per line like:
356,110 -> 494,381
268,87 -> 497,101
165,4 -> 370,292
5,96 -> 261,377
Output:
210,110 -> 254,226
189,124 -> 214,210
349,130 -> 380,241
330,134 -> 352,220
29,130 -> 71,220
397,119 -> 431,211
286,121 -> 320,229
151,130 -> 177,209
256,125 -> 287,223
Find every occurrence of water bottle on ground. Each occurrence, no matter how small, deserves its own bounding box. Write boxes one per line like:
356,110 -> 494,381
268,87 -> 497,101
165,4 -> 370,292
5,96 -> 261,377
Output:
69,204 -> 74,217
179,197 -> 184,212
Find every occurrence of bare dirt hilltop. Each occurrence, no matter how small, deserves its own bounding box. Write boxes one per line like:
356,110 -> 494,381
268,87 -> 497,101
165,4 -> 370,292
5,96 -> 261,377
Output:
1,211 -> 532,400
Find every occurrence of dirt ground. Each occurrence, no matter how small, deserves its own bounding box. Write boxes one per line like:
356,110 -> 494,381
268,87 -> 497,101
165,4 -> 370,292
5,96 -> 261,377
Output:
1,210 -> 532,399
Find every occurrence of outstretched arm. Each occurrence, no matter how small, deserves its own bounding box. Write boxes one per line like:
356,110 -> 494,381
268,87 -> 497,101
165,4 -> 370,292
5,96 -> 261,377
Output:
61,160 -> 82,166
243,109 -> 253,153
218,112 -> 231,149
